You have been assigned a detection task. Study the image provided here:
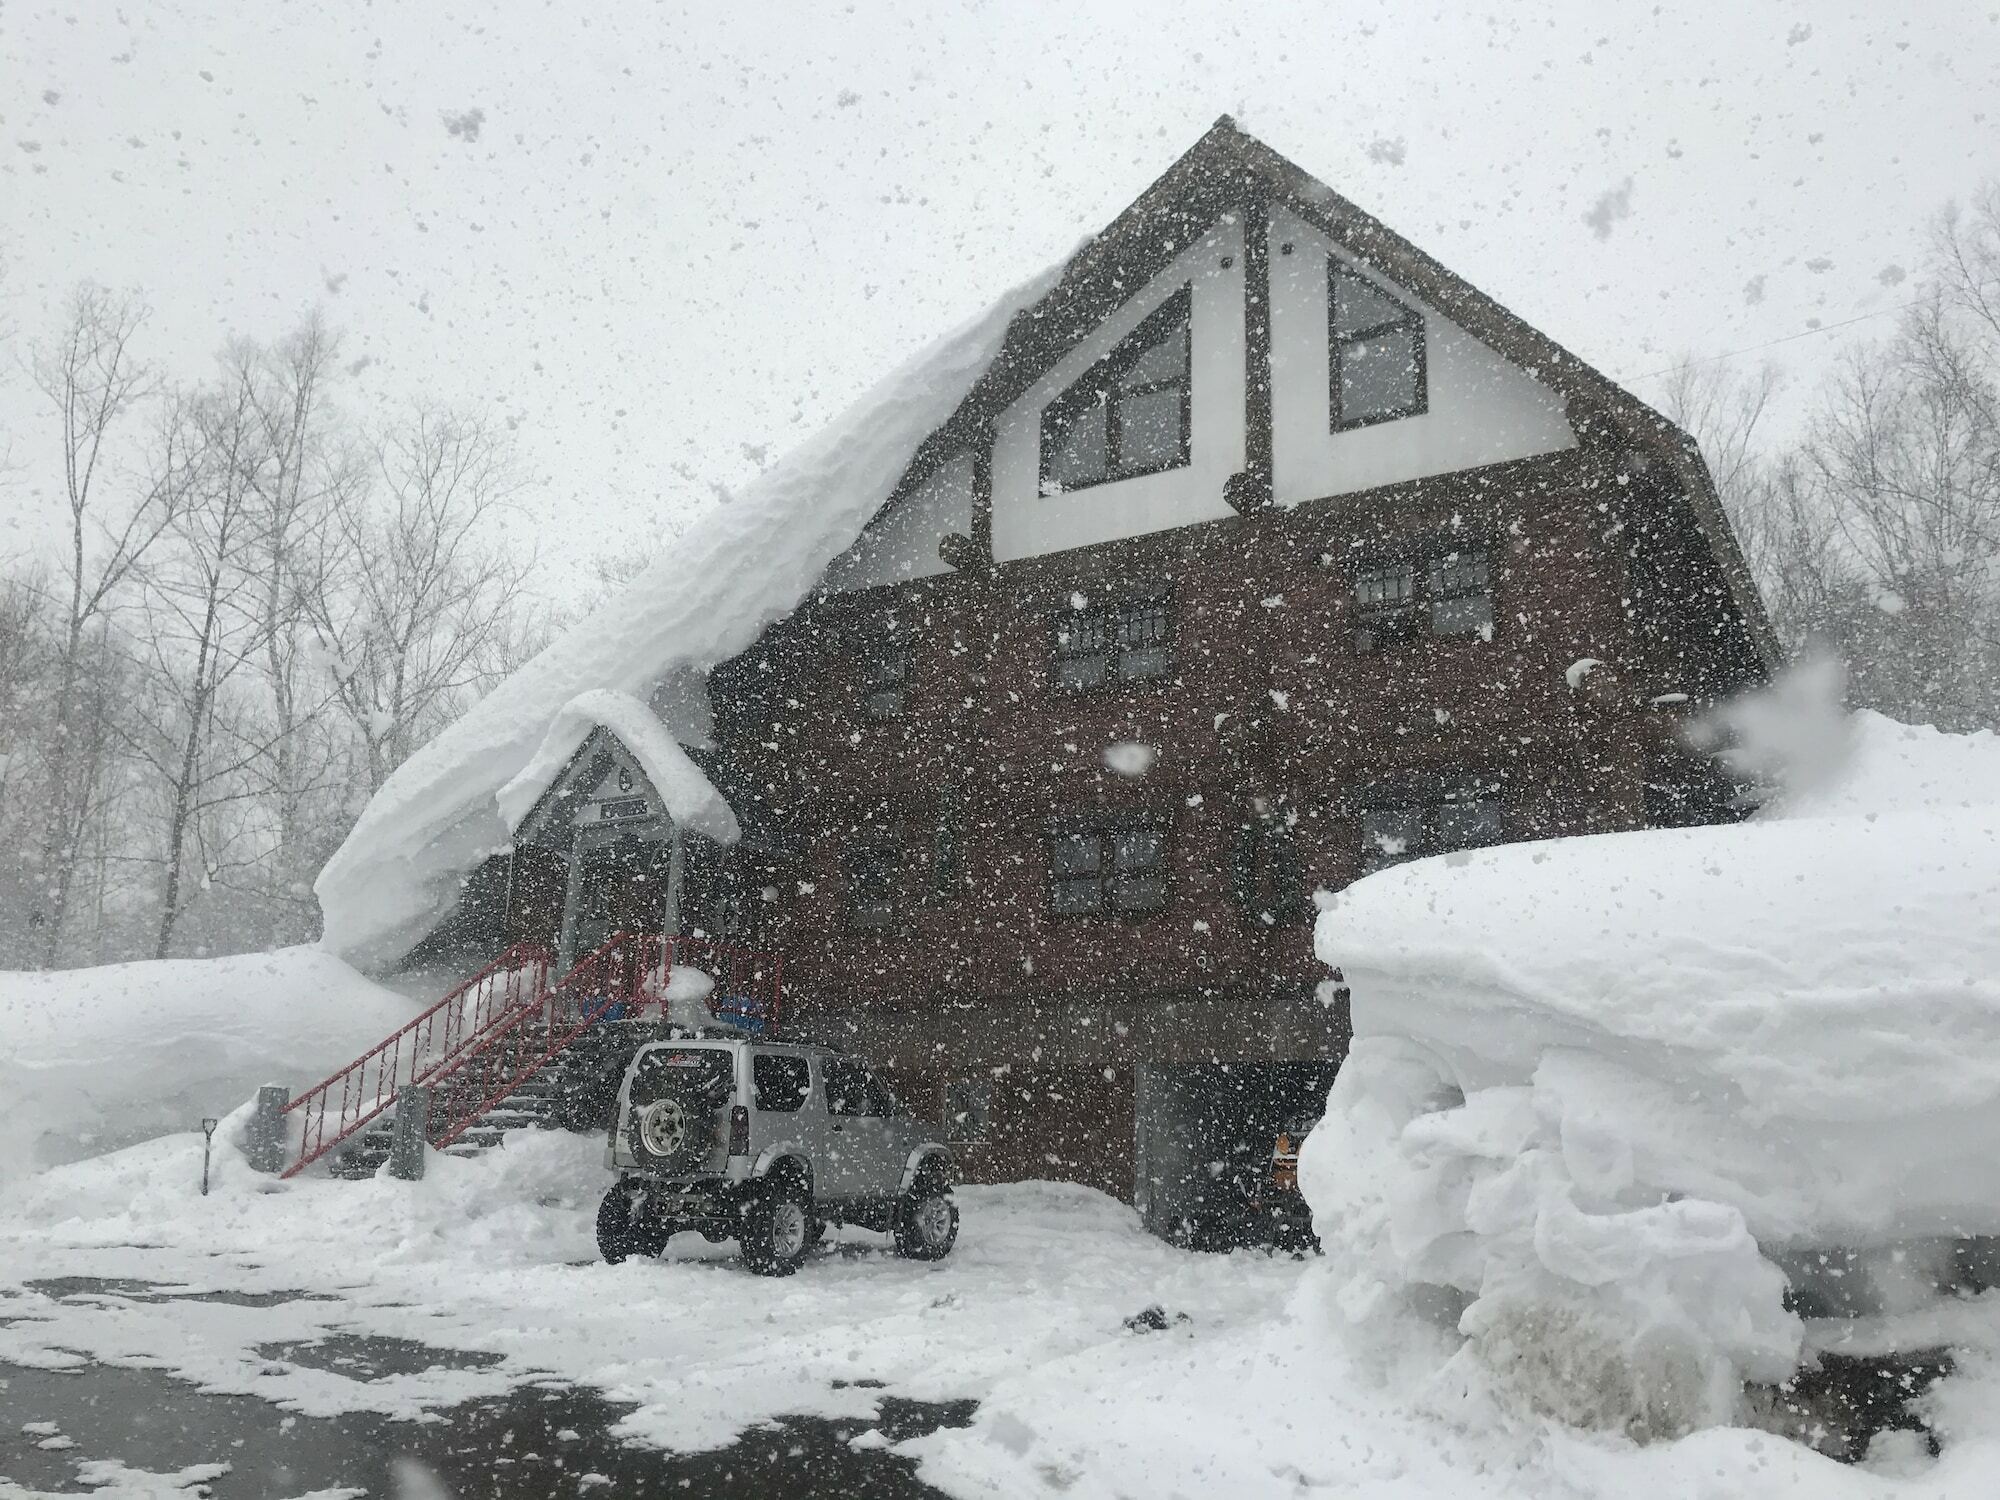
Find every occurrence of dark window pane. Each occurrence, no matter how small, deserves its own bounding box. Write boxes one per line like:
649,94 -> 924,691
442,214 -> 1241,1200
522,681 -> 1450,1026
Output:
1053,875 -> 1103,914
1119,312 -> 1188,388
864,686 -> 904,719
1114,387 -> 1184,470
1429,546 -> 1490,599
1117,599 -> 1169,646
1431,593 -> 1493,637
1058,653 -> 1109,692
1434,797 -> 1504,851
753,1054 -> 811,1113
1109,873 -> 1166,912
1339,325 -> 1420,423
1355,560 -> 1415,612
1361,807 -> 1424,869
1113,828 -> 1162,872
1057,611 -> 1109,656
1334,269 -> 1411,334
1052,833 -> 1101,876
1046,400 -> 1109,489
825,1059 -> 867,1116
1119,644 -> 1169,681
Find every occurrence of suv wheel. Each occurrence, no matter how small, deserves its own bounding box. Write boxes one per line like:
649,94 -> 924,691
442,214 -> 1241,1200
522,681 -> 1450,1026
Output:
596,1182 -> 670,1264
741,1181 -> 812,1277
894,1174 -> 959,1261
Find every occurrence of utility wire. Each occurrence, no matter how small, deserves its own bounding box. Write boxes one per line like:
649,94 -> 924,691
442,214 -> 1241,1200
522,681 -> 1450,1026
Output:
1626,275 -> 2000,385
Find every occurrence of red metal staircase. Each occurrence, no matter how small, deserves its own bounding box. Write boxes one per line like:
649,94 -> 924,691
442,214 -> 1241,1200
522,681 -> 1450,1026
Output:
280,932 -> 784,1179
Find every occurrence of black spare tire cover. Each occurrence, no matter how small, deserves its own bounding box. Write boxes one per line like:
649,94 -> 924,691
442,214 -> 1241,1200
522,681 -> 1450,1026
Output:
624,1049 -> 730,1173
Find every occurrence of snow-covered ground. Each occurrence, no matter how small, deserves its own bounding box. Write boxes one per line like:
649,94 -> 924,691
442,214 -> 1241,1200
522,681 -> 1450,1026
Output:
0,1120 -> 1995,1498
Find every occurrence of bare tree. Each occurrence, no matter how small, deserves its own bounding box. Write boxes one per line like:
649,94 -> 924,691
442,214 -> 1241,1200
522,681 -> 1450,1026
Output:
124,382 -> 271,957
311,407 -> 536,791
22,285 -> 174,964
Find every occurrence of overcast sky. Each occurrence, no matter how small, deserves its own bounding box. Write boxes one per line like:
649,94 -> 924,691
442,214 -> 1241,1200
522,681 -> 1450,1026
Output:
4,1 -> 1997,596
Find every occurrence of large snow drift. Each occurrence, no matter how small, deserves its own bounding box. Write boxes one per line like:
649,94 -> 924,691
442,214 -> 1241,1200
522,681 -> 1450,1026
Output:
315,269 -> 1056,970
1304,709 -> 2000,1433
0,947 -> 417,1187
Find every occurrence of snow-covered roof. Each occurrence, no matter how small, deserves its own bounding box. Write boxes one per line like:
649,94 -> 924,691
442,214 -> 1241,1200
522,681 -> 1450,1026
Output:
496,689 -> 741,844
1313,711 -> 2000,1248
315,266 -> 1057,968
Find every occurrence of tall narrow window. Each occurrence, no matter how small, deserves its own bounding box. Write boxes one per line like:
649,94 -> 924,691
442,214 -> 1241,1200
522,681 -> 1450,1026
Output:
844,840 -> 900,930
1054,595 -> 1173,692
1428,544 -> 1493,637
859,616 -> 907,721
1040,288 -> 1193,494
1330,266 -> 1426,430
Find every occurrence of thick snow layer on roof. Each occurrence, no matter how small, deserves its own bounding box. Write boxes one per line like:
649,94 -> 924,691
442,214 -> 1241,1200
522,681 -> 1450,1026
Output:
1302,708 -> 2000,1434
315,267 -> 1057,970
0,946 -> 416,1186
495,688 -> 740,843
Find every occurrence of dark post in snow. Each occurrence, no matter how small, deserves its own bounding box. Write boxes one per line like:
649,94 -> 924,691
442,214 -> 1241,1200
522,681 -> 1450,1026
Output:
244,1084 -> 291,1174
199,1117 -> 219,1195
389,1085 -> 433,1181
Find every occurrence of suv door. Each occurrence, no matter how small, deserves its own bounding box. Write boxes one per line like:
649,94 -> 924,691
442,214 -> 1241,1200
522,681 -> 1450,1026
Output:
820,1058 -> 907,1200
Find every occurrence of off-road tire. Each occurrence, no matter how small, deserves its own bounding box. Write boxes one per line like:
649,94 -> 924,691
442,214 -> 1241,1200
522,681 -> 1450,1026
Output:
893,1175 -> 959,1261
596,1182 -> 670,1264
740,1181 -> 812,1277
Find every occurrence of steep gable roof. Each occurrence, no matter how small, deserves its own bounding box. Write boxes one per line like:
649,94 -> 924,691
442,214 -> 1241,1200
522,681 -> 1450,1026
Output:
884,116 -> 1776,666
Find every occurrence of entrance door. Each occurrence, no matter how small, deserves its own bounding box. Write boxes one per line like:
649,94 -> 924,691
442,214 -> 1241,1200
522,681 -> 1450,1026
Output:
559,826 -> 672,972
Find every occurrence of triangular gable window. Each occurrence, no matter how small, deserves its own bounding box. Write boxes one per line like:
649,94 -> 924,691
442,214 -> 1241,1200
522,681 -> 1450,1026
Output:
1039,286 -> 1193,495
1330,265 -> 1427,430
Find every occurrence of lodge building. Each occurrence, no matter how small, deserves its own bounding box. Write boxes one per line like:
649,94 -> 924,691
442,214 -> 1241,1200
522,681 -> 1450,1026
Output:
327,119 -> 1772,1239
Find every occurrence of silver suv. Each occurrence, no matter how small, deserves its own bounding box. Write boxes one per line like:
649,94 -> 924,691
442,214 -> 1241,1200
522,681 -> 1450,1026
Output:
594,1037 -> 959,1276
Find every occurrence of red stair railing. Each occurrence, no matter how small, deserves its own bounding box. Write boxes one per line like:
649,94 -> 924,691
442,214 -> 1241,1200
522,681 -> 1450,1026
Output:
279,943 -> 551,1177
277,930 -> 787,1175
427,931 -> 786,1149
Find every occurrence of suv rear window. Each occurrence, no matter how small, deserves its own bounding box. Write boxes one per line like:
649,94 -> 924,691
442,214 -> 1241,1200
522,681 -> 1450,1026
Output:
753,1054 -> 812,1112
630,1046 -> 734,1103
825,1058 -> 898,1118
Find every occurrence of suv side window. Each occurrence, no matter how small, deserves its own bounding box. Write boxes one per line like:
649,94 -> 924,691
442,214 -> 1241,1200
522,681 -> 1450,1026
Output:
824,1059 -> 896,1118
753,1054 -> 811,1112
824,1059 -> 869,1117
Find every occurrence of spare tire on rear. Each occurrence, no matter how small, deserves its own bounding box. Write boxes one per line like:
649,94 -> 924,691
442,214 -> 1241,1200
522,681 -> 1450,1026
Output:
623,1051 -> 727,1173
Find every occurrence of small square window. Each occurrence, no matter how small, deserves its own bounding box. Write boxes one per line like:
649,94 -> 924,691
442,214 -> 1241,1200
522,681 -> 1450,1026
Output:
1048,818 -> 1169,917
1054,595 -> 1173,692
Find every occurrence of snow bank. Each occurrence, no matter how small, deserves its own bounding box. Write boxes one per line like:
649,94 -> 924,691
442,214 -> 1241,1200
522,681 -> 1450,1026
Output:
315,267 -> 1058,970
0,947 -> 416,1185
495,688 -> 740,841
1304,708 -> 2000,1433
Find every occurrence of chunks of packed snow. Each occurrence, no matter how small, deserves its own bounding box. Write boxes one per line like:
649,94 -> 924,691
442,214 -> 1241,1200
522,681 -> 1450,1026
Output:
0,947 -> 417,1185
315,264 -> 1058,970
1304,708 -> 2000,1432
1101,740 -> 1157,778
495,689 -> 740,842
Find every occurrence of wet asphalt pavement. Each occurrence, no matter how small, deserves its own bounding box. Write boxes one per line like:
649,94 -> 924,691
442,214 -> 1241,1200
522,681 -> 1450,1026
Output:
0,1280 -> 970,1499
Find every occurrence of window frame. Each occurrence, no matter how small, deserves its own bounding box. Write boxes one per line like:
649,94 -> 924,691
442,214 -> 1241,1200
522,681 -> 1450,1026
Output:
1038,286 -> 1195,495
752,1053 -> 813,1113
1045,811 -> 1172,921
1349,538 -> 1495,654
1051,593 -> 1174,695
843,838 -> 901,931
1328,263 -> 1428,432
